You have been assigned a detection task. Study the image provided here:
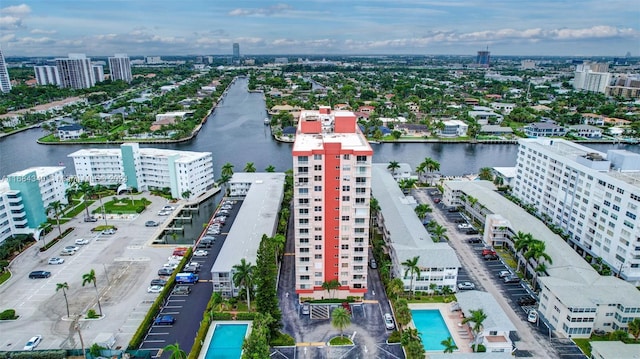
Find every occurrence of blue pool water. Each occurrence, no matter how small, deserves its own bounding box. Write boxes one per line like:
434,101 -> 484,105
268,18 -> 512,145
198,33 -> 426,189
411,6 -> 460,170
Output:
411,309 -> 455,351
205,323 -> 248,359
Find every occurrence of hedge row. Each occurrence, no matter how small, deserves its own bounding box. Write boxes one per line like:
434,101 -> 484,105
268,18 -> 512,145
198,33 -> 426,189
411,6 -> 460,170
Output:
40,227 -> 74,252
0,309 -> 17,320
235,312 -> 256,320
127,247 -> 192,349
0,350 -> 66,359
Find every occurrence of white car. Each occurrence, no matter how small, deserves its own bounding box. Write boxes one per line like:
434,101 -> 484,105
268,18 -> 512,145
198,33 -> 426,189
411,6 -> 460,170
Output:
23,335 -> 42,350
498,270 -> 511,278
64,245 -> 79,252
101,229 -> 115,235
384,313 -> 395,330
147,285 -> 163,293
457,223 -> 472,229
75,238 -> 90,245
48,257 -> 65,265
158,210 -> 171,216
457,282 -> 475,290
527,309 -> 538,323
163,263 -> 178,269
162,206 -> 175,211
193,250 -> 208,257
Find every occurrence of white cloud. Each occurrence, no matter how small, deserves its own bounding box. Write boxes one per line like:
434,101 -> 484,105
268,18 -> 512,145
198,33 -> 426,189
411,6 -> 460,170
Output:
0,4 -> 31,30
229,3 -> 292,17
30,28 -> 56,34
2,4 -> 31,16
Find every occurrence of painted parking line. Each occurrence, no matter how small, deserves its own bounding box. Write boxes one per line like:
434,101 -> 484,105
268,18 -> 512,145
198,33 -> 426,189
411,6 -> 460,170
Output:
147,333 -> 171,336
162,311 -> 180,315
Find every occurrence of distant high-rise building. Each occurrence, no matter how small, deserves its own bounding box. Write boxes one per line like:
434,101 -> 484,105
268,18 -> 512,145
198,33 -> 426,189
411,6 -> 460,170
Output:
108,53 -> 132,82
233,43 -> 240,59
0,48 -> 11,93
573,62 -> 611,94
92,65 -> 104,83
146,56 -> 162,64
476,50 -> 490,67
56,53 -> 95,89
34,65 -> 61,86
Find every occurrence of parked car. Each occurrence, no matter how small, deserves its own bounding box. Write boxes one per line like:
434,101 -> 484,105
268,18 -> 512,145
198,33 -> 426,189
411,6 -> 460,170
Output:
145,220 -> 159,227
457,223 -> 472,229
172,285 -> 191,295
147,285 -> 163,293
433,198 -> 441,203
384,313 -> 395,330
28,271 -> 51,279
162,206 -> 175,211
84,216 -> 98,222
182,265 -> 200,273
498,270 -> 512,278
301,303 -> 310,315
527,309 -> 538,323
157,210 -> 171,216
173,247 -> 188,256
504,276 -> 521,284
467,237 -> 482,244
466,229 -> 480,235
150,279 -> 167,287
64,245 -> 79,252
48,257 -> 64,265
101,228 -> 115,235
483,254 -> 499,261
59,248 -> 76,256
154,315 -> 175,325
481,248 -> 497,256
517,295 -> 537,306
75,238 -> 90,245
23,335 -> 42,350
369,258 -> 377,269
447,207 -> 460,212
457,282 -> 475,290
453,218 -> 467,223
158,268 -> 174,276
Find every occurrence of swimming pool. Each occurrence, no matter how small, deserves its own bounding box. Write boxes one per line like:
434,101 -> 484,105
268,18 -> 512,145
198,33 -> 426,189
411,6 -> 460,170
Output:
204,323 -> 248,359
410,309 -> 455,351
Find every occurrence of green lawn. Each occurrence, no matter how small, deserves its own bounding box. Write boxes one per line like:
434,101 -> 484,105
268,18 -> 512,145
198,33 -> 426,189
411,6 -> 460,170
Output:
0,271 -> 11,285
97,198 -> 150,214
329,336 -> 353,345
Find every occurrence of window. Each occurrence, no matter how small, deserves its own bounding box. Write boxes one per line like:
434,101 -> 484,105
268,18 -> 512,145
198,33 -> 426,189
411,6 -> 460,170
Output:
298,166 -> 308,173
315,245 -> 322,250
298,198 -> 309,204
343,154 -> 350,160
299,218 -> 309,224
299,208 -> 308,214
314,185 -> 322,192
298,177 -> 308,184
314,206 -> 322,212
298,156 -> 308,163
342,185 -> 350,191
314,165 -> 322,171
314,216 -> 322,222
356,155 -> 367,162
298,188 -> 308,194
314,175 -> 322,181
299,238 -> 309,244
341,216 -> 350,221
342,196 -> 350,202
314,154 -> 322,160
314,235 -> 322,241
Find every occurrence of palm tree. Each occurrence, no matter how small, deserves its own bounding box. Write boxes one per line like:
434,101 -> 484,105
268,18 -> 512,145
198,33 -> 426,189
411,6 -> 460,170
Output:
181,190 -> 192,200
415,162 -> 426,183
414,204 -> 432,219
430,223 -> 449,242
163,343 -> 187,359
56,282 -> 70,318
441,336 -> 458,353
628,318 -> 640,341
221,162 -> 234,179
264,165 -> 276,172
244,162 -> 256,173
532,262 -> 547,291
387,277 -> 405,301
402,256 -> 421,297
270,234 -> 286,262
47,200 -> 64,237
331,307 -> 351,338
82,269 -> 103,317
321,279 -> 340,299
513,231 -> 534,272
78,181 -> 94,219
478,167 -> 493,181
387,161 -> 400,175
401,327 -> 421,346
37,222 -> 51,247
232,259 -> 255,311
462,309 -> 487,352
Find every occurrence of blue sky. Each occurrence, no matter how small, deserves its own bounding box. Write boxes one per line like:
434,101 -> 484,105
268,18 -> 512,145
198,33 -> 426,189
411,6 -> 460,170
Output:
1,0 -> 638,57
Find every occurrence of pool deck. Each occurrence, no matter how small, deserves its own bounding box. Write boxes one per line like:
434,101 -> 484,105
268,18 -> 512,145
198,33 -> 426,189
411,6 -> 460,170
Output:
197,321 -> 253,359
408,303 -> 474,354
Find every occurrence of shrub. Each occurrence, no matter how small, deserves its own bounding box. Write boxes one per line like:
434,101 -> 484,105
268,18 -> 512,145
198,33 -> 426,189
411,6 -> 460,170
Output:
270,331 -> 295,346
235,312 -> 256,320
5,350 -> 66,359
0,309 -> 17,320
86,309 -> 99,319
474,344 -> 487,352
387,330 -> 401,343
210,312 -> 233,320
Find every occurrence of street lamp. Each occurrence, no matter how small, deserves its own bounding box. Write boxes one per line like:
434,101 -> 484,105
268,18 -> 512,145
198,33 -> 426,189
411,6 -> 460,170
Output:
98,194 -> 108,226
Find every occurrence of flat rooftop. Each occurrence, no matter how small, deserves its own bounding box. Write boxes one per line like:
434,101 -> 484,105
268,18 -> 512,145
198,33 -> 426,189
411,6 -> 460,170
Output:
8,166 -> 65,178
211,172 -> 285,273
68,147 -> 211,162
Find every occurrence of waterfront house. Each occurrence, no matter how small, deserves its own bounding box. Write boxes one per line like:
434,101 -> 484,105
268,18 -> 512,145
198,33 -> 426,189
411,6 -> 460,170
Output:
568,124 -> 603,139
440,120 -> 468,137
523,122 -> 567,138
581,113 -> 605,126
57,124 -> 84,140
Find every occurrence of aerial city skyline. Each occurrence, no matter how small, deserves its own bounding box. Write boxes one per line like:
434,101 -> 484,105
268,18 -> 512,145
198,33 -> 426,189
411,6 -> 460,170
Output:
0,0 -> 638,57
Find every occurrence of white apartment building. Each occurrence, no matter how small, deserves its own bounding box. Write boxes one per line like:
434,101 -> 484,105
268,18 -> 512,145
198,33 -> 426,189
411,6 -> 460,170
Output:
573,63 -> 612,94
371,164 -> 460,292
108,54 -> 132,82
92,65 -> 104,83
512,138 -> 640,284
56,54 -> 95,89
0,183 -> 29,243
211,172 -> 285,297
34,65 -> 62,86
442,180 -> 640,338
292,106 -> 373,299
0,48 -> 12,93
68,143 -> 215,199
440,120 -> 468,137
4,167 -> 67,233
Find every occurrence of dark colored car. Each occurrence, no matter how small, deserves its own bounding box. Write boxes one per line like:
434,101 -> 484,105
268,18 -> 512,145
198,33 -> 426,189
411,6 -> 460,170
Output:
467,237 -> 482,244
447,207 -> 460,212
150,279 -> 167,287
158,268 -> 174,276
183,265 -> 200,273
483,254 -> 499,261
517,295 -> 537,306
28,271 -> 51,279
154,315 -> 175,325
172,285 -> 191,295
466,229 -> 480,235
504,276 -> 521,284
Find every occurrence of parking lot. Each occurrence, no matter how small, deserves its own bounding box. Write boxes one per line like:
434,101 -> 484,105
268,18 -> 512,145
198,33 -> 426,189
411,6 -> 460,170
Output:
412,187 -> 580,359
138,199 -> 242,356
0,194 -> 212,352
